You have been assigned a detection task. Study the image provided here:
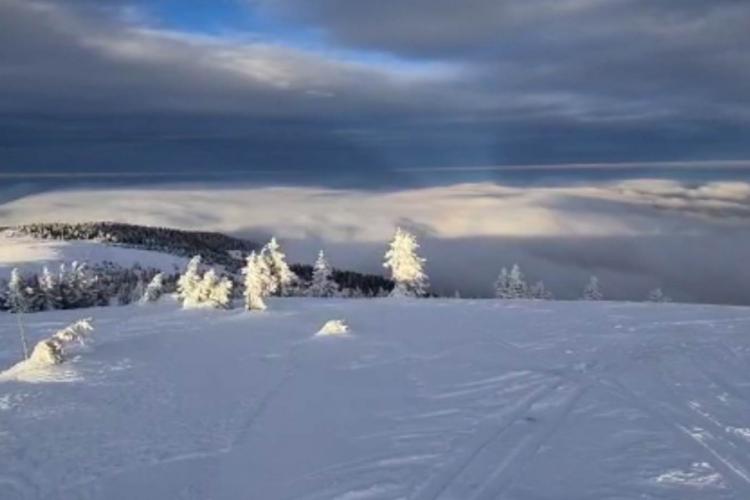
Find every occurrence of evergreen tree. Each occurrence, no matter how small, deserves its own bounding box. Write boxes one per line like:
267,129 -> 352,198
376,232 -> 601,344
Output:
647,288 -> 671,303
383,227 -> 429,298
582,275 -> 604,301
177,255 -> 202,306
494,267 -> 511,299
495,264 -> 529,299
530,280 -> 554,300
141,273 -> 165,303
243,251 -> 272,311
7,268 -> 31,313
260,238 -> 297,296
308,251 -> 338,298
38,266 -> 63,310
199,270 -> 233,309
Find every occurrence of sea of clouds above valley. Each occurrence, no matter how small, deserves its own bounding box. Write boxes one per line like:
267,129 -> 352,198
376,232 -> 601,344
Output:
1,179 -> 749,304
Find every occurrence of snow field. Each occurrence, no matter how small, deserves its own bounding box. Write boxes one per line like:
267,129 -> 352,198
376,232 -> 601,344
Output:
1,298 -> 750,499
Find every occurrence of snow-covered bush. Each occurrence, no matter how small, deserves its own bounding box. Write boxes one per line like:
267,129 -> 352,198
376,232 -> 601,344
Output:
383,227 -> 429,298
243,251 -> 273,311
140,273 -> 165,304
647,288 -> 671,303
582,276 -> 604,301
0,318 -> 95,375
29,318 -> 94,366
308,251 -> 338,298
494,264 -> 529,299
316,319 -> 349,337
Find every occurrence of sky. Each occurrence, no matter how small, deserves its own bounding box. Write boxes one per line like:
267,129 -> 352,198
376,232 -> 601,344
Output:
1,0 -> 750,184
1,0 -> 750,303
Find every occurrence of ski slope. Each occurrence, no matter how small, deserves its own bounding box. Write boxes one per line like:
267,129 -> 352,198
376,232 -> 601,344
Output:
2,298 -> 750,499
0,232 -> 187,279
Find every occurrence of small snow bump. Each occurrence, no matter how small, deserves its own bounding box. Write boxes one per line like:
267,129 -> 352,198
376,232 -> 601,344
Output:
315,320 -> 350,337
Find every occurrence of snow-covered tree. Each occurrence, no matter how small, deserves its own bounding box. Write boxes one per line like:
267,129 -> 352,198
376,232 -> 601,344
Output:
198,270 -> 234,309
383,228 -> 429,298
7,268 -> 32,314
7,268 -> 32,359
176,256 -> 233,309
494,264 -> 529,299
38,266 -> 63,310
59,262 -> 98,309
647,288 -> 671,303
582,275 -> 604,301
243,251 -> 273,311
140,273 -> 165,304
177,255 -> 202,305
27,318 -> 94,366
261,238 -> 297,296
530,280 -> 554,300
308,251 -> 338,298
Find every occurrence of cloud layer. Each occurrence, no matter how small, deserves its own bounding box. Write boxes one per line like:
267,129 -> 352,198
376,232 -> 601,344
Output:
2,179 -> 749,304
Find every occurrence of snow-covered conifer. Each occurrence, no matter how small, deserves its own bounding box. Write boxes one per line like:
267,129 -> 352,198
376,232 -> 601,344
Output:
494,267 -> 511,299
508,264 -> 528,298
647,288 -> 671,303
495,264 -> 529,299
530,280 -> 553,300
177,255 -> 202,305
261,238 -> 297,296
38,266 -> 63,310
201,270 -> 233,309
383,228 -> 429,298
308,251 -> 338,298
7,268 -> 31,313
141,273 -> 165,304
243,251 -> 272,311
582,275 -> 604,301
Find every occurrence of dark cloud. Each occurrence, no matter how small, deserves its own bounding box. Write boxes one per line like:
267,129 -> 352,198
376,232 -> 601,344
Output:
0,0 -> 749,179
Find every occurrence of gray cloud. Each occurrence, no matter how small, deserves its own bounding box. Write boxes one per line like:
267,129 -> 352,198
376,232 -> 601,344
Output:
1,0 -> 749,175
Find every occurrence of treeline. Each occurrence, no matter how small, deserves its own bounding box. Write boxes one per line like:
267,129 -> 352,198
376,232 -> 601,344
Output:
0,262 -> 179,312
7,222 -> 395,294
290,264 -> 393,298
10,222 -> 258,270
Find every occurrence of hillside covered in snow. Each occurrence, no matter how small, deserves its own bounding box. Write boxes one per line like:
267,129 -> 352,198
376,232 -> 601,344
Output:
2,298 -> 750,499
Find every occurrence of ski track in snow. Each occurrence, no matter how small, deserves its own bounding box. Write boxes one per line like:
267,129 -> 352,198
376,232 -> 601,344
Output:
2,298 -> 750,499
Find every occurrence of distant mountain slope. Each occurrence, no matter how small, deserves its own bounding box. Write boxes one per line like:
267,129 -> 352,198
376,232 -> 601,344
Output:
7,222 -> 257,269
2,222 -> 394,297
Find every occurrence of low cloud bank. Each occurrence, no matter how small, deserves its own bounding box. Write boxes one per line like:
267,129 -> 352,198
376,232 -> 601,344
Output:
2,180 -> 749,304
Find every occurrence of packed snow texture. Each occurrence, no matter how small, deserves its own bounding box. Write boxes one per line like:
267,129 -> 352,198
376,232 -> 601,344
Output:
0,232 -> 187,279
2,299 -> 750,499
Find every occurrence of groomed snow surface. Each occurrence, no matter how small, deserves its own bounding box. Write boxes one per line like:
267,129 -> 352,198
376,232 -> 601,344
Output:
2,298 -> 750,499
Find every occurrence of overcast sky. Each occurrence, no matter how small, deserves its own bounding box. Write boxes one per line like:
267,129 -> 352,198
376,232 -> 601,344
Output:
2,1 -> 750,304
1,0 -> 749,182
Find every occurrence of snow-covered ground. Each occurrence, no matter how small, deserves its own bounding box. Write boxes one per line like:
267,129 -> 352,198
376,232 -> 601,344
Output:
0,232 -> 187,279
2,298 -> 750,499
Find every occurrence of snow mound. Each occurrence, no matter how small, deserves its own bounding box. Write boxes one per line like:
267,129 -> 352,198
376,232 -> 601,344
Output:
315,319 -> 350,336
